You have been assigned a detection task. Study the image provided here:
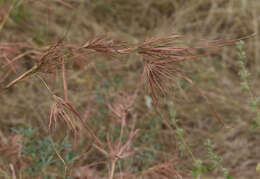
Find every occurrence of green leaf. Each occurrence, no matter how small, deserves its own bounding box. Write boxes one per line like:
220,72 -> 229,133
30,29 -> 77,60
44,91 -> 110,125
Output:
256,162 -> 260,175
226,175 -> 234,179
192,168 -> 201,178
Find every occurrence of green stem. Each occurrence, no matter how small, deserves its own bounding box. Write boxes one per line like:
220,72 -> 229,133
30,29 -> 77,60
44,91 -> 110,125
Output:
0,0 -> 23,33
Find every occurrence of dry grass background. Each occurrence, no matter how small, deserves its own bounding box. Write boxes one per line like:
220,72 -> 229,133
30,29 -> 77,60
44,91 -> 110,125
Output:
0,0 -> 260,178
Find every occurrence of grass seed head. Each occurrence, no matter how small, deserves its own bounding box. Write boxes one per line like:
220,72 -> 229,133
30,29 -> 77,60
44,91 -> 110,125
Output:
49,95 -> 80,151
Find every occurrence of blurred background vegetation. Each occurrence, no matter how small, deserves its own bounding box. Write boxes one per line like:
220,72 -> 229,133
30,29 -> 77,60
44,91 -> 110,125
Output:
0,0 -> 260,178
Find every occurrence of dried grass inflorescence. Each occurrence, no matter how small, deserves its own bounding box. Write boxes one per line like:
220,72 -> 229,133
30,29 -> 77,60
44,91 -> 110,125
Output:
0,33 -> 254,178
49,95 -> 80,150
48,95 -> 103,149
136,35 -> 254,103
1,34 -> 254,131
1,34 -> 253,128
83,35 -> 129,54
135,34 -> 254,125
107,91 -> 138,120
138,35 -> 228,124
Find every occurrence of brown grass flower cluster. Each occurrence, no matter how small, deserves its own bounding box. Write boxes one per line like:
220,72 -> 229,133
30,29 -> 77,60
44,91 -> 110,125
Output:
107,91 -> 138,120
1,34 -> 252,147
0,32 -> 254,178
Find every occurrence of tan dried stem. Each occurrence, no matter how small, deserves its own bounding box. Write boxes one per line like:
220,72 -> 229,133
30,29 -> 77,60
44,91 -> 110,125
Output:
95,92 -> 139,179
94,127 -> 139,179
55,0 -> 74,9
62,57 -> 69,102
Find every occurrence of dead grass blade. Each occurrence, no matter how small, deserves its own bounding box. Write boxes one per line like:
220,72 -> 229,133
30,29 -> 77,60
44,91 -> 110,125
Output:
0,69 -> 12,83
3,53 -> 17,74
62,57 -> 69,102
142,162 -> 185,179
9,164 -> 17,179
55,0 -> 74,9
